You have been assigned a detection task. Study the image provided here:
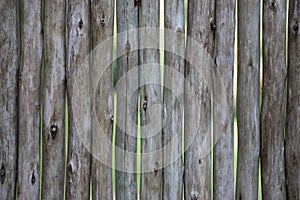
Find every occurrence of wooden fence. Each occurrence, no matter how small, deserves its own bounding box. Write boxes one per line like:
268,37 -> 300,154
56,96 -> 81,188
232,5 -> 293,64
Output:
0,0 -> 299,199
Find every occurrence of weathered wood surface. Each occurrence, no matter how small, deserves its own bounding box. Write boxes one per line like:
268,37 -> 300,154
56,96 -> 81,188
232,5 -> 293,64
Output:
213,0 -> 235,199
18,0 -> 43,199
285,0 -> 300,199
139,1 -> 162,199
184,0 -> 214,199
163,0 -> 184,199
42,0 -> 66,199
236,0 -> 260,199
261,0 -> 287,199
91,0 -> 114,199
115,0 -> 138,199
66,0 -> 91,199
0,0 -> 18,199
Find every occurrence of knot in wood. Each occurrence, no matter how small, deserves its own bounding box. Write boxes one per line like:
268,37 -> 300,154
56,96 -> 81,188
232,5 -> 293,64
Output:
50,123 -> 58,140
31,172 -> 36,185
210,18 -> 216,31
67,163 -> 73,173
191,191 -> 198,200
100,17 -> 106,27
125,41 -> 131,53
269,0 -> 277,9
154,167 -> 158,174
292,22 -> 298,34
142,98 -> 148,111
79,19 -> 83,30
0,165 -> 6,184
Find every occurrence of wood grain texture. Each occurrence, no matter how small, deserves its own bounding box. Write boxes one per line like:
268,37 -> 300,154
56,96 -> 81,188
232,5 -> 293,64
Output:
91,0 -> 114,199
42,0 -> 66,199
163,0 -> 184,199
66,0 -> 91,199
285,0 -> 300,199
236,0 -> 260,199
261,0 -> 287,199
184,0 -> 215,199
0,0 -> 19,199
213,0 -> 235,199
139,1 -> 162,199
18,0 -> 43,199
115,0 -> 138,199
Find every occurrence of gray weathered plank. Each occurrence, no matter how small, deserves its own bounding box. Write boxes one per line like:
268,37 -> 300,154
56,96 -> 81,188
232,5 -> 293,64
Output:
285,0 -> 300,199
66,0 -> 91,199
115,0 -> 138,199
139,1 -> 162,199
91,0 -> 114,199
42,0 -> 66,199
184,0 -> 214,199
18,0 -> 43,199
0,0 -> 19,199
163,0 -> 184,199
213,0 -> 235,199
236,0 -> 260,199
261,0 -> 287,199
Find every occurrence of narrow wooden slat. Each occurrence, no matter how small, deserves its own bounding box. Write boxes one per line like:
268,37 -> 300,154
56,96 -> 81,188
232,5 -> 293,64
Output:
213,0 -> 235,199
163,0 -> 184,199
261,0 -> 287,199
115,0 -> 138,199
18,0 -> 43,199
0,0 -> 19,199
139,1 -> 162,199
66,0 -> 91,199
91,0 -> 114,199
184,0 -> 214,199
236,0 -> 260,199
42,0 -> 66,199
285,0 -> 299,199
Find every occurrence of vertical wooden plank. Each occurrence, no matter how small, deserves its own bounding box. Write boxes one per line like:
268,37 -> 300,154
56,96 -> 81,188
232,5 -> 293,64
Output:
163,0 -> 184,199
261,0 -> 287,199
138,1 -> 161,199
0,0 -> 19,199
213,0 -> 235,199
184,0 -> 214,199
18,0 -> 43,199
66,0 -> 91,199
91,0 -> 114,199
285,0 -> 299,199
42,0 -> 66,199
139,1 -> 162,199
236,0 -> 260,199
115,0 -> 138,199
